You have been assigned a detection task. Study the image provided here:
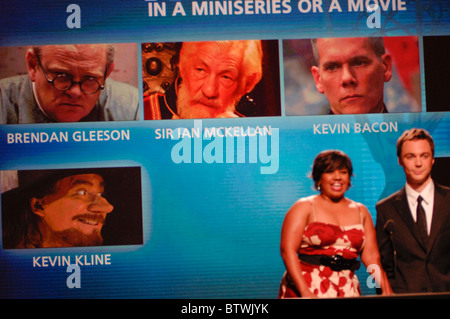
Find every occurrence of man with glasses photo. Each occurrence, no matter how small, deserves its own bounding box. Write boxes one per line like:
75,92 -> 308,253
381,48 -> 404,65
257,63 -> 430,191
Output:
0,44 -> 139,124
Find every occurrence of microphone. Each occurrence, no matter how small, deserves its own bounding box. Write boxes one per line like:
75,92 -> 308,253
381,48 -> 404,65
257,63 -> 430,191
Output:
383,219 -> 397,280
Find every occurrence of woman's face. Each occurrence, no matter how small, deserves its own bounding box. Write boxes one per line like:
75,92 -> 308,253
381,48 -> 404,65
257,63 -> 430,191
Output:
318,167 -> 350,200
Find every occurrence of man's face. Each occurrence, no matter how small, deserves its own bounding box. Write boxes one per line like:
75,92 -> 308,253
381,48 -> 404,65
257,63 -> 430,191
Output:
311,38 -> 392,114
32,174 -> 114,247
177,42 -> 244,119
399,139 -> 435,191
27,45 -> 112,122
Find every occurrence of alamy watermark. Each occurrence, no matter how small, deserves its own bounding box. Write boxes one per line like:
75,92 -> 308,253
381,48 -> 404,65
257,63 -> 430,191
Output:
66,264 -> 81,288
366,3 -> 381,29
166,120 -> 279,174
366,264 -> 382,289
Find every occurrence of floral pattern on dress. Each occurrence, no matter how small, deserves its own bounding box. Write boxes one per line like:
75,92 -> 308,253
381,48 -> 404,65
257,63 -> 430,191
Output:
279,222 -> 365,298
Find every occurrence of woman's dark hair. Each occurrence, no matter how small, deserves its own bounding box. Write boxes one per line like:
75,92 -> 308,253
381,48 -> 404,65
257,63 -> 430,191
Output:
311,150 -> 353,190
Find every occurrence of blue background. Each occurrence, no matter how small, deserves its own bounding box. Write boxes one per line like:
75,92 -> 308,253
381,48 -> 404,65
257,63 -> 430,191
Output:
0,0 -> 449,298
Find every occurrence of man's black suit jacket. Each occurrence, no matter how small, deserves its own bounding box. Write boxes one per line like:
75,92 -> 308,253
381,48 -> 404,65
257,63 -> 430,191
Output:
375,182 -> 450,293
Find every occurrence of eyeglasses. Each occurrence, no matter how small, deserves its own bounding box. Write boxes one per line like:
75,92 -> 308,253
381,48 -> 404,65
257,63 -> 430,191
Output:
36,55 -> 105,94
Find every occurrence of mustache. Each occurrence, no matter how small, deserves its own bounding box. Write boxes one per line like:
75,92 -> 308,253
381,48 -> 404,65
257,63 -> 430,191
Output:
191,97 -> 222,109
187,89 -> 223,109
72,213 -> 106,223
178,83 -> 240,109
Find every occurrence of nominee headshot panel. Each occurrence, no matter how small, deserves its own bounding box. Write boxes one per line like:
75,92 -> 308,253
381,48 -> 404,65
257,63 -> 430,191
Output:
141,40 -> 282,120
1,167 -> 143,249
283,36 -> 421,116
0,43 -> 140,124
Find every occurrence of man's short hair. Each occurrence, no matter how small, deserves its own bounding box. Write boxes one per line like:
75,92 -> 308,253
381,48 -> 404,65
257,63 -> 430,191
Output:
31,44 -> 117,70
310,37 -> 386,65
396,128 -> 435,158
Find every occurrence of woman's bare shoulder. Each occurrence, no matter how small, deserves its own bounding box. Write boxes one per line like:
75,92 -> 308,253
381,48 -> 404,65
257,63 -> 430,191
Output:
347,199 -> 371,221
287,195 -> 316,216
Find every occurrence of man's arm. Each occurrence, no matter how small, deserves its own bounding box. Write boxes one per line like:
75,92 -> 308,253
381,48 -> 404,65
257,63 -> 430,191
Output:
375,202 -> 396,280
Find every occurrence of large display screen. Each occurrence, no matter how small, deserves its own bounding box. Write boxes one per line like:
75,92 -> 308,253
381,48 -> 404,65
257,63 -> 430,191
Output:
1,0 -> 449,305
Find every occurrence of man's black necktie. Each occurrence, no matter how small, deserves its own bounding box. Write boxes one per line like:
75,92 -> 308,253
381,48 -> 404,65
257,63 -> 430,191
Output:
416,196 -> 428,245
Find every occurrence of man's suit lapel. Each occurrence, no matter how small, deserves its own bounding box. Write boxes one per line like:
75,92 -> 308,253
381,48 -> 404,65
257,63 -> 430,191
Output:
392,188 -> 427,251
